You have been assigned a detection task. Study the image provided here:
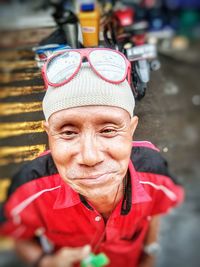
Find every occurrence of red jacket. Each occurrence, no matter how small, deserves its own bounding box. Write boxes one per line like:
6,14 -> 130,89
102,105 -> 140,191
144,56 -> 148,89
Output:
0,141 -> 184,267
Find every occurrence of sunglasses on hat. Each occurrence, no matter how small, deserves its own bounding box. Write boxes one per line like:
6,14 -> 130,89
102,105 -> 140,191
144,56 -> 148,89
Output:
42,48 -> 131,89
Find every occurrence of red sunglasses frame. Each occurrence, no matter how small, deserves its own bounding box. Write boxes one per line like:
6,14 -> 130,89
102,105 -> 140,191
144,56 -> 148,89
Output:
41,48 -> 131,90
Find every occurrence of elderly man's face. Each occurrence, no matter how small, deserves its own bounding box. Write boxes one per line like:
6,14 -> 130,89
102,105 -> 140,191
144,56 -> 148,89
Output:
44,106 -> 138,199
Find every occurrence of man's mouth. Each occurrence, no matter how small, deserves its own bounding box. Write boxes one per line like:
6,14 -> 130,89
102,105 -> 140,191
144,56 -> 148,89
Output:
71,172 -> 116,185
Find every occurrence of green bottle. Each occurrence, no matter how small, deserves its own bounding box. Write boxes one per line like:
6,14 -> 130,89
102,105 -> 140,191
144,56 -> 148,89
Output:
81,253 -> 109,267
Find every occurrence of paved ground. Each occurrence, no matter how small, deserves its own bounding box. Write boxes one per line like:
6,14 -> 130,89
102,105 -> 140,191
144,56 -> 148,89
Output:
0,32 -> 200,267
135,47 -> 200,267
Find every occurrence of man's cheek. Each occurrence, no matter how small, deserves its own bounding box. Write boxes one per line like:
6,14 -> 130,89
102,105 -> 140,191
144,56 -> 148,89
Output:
108,141 -> 132,160
51,143 -> 69,165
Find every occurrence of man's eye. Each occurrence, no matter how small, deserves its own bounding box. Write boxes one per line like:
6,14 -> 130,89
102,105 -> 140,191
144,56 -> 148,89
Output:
103,129 -> 114,133
60,131 -> 77,137
100,128 -> 116,135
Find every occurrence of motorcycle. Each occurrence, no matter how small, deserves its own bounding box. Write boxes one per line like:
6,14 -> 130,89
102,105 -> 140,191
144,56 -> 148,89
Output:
102,3 -> 160,100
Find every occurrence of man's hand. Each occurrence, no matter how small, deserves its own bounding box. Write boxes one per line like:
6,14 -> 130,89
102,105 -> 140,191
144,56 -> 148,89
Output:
40,245 -> 91,267
14,239 -> 91,267
138,216 -> 160,267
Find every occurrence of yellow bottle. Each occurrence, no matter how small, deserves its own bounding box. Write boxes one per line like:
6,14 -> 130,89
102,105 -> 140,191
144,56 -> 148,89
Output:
79,2 -> 100,47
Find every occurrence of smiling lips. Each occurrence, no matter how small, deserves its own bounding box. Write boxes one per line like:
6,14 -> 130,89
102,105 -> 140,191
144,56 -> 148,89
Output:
72,172 -> 116,185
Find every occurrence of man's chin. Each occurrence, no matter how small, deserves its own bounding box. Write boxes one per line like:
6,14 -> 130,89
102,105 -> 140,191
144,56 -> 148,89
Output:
68,178 -> 123,198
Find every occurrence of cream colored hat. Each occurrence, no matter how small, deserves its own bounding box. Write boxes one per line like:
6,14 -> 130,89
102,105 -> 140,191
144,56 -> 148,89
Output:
42,63 -> 135,121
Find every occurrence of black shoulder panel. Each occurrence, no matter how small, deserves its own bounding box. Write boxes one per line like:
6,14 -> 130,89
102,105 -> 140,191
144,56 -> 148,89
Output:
0,203 -> 6,223
131,146 -> 178,183
6,153 -> 58,200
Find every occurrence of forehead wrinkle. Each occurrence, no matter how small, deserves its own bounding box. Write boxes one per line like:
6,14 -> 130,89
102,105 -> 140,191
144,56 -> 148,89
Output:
49,106 -> 131,128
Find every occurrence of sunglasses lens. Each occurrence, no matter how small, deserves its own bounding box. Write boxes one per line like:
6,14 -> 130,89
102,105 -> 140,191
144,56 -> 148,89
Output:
46,51 -> 81,84
89,50 -> 127,82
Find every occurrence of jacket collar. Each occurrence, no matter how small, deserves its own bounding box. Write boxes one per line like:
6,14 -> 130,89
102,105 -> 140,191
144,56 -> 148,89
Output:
128,160 -> 152,204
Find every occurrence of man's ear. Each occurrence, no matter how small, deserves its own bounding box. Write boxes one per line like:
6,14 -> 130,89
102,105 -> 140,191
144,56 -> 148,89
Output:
43,121 -> 50,135
130,116 -> 138,136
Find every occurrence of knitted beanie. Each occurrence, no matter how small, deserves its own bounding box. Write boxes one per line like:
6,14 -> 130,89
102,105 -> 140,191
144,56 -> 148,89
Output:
42,63 -> 135,121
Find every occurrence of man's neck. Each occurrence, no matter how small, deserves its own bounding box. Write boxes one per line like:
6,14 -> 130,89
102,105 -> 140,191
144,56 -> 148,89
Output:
86,183 -> 124,220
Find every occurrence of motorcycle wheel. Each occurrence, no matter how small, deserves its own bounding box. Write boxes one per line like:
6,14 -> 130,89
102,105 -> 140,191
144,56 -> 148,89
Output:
135,82 -> 147,101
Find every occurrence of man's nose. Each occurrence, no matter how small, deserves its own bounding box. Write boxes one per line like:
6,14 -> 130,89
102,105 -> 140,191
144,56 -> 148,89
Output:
78,134 -> 104,166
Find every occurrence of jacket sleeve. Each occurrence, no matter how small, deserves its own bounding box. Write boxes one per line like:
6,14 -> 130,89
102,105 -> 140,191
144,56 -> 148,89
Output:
0,153 -> 56,239
132,141 -> 185,215
139,172 -> 184,215
0,197 -> 37,240
0,162 -> 41,239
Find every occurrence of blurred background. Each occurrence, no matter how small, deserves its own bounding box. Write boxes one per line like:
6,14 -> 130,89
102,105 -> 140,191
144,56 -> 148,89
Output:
0,0 -> 200,266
